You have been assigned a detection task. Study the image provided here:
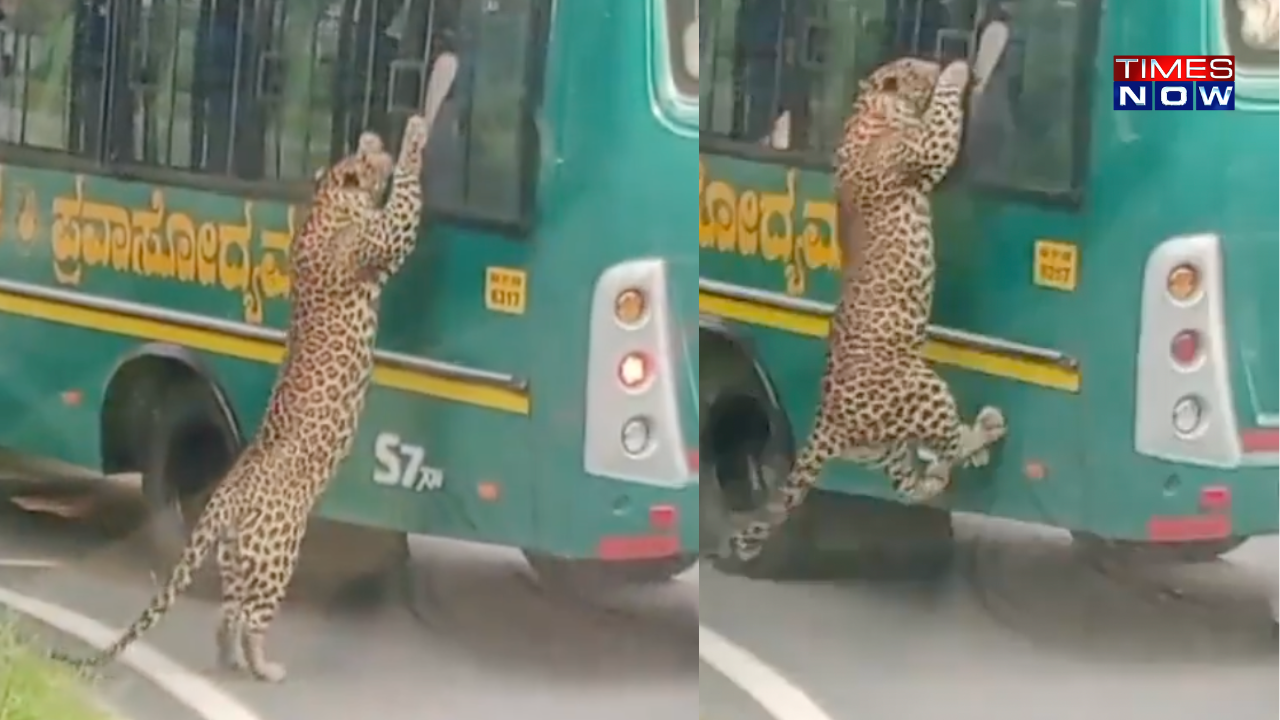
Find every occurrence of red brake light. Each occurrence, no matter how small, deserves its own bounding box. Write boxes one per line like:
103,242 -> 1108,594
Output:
1170,329 -> 1201,367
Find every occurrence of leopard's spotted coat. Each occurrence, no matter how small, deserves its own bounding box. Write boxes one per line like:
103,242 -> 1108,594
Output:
723,58 -> 1008,563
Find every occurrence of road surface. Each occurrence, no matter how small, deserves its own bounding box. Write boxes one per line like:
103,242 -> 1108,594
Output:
699,516 -> 1278,720
0,481 -> 699,720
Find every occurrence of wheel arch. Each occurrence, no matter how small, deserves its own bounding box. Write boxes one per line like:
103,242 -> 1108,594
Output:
698,318 -> 793,450
99,343 -> 243,476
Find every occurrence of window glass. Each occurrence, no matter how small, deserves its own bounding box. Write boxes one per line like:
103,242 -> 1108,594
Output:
0,0 -> 118,153
961,0 -> 1096,196
1223,0 -> 1279,70
0,0 -> 550,227
699,0 -> 1098,198
666,0 -> 697,97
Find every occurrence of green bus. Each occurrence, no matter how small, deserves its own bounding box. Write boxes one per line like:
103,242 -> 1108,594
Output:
699,0 -> 1278,578
0,0 -> 699,592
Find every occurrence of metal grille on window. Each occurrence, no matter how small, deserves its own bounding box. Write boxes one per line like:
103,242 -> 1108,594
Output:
701,0 -> 988,155
0,0 -> 463,181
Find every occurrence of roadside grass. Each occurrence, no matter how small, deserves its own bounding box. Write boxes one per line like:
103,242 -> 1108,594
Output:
0,623 -> 109,720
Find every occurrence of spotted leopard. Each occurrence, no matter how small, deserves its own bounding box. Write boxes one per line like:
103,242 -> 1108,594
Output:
53,55 -> 458,683
721,57 -> 1008,563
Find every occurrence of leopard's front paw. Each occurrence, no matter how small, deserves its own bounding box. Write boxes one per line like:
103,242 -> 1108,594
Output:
960,406 -> 1007,468
401,115 -> 430,151
939,60 -> 971,94
975,406 -> 1007,444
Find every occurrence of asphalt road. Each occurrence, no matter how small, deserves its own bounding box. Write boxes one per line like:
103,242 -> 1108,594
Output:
0,482 -> 699,720
699,515 -> 1279,720
3,479 -> 1275,720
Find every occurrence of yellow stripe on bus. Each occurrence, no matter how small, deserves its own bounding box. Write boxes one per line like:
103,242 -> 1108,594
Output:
699,292 -> 1081,393
0,290 -> 532,415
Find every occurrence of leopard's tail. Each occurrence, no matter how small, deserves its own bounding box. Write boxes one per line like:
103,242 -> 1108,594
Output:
51,505 -> 225,670
727,435 -> 839,555
766,437 -> 838,526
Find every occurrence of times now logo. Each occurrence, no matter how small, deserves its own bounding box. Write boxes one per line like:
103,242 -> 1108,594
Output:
1113,55 -> 1235,110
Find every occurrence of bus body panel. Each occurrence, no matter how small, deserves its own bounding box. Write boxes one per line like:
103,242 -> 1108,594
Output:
0,0 -> 699,561
699,0 -> 1277,541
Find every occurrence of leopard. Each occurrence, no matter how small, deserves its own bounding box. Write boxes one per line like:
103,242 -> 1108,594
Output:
719,57 -> 1008,563
52,53 -> 459,683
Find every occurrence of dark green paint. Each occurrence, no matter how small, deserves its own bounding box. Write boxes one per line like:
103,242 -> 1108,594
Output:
700,1 -> 1278,539
0,0 -> 698,559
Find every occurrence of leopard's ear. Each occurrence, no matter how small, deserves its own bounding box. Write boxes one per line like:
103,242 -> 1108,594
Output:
313,166 -> 326,183
857,77 -> 874,95
879,76 -> 899,93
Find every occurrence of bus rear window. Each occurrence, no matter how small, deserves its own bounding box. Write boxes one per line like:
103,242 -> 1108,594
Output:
1223,0 -> 1279,69
666,0 -> 698,97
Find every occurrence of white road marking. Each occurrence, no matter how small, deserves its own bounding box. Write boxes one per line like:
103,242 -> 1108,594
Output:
0,586 -> 265,720
0,558 -> 62,569
699,625 -> 835,720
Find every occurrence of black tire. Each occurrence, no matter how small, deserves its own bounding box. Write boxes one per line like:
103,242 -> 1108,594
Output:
1071,532 -> 1246,565
524,551 -> 696,594
140,383 -> 239,593
703,393 -> 822,579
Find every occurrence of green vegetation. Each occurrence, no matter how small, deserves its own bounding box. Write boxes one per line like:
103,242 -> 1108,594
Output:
0,625 -> 109,720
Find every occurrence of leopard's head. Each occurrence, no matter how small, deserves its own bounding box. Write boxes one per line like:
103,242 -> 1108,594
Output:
313,132 -> 395,209
854,57 -> 942,119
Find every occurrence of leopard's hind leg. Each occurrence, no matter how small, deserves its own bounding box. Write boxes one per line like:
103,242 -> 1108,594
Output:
239,524 -> 306,683
215,529 -> 247,672
894,361 -> 1007,503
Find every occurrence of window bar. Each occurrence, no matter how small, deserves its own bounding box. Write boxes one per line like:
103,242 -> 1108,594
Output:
910,0 -> 925,54
134,0 -> 156,164
359,0 -> 382,142
418,0 -> 440,122
17,31 -> 31,146
226,0 -> 250,175
460,0 -> 480,203
195,0 -> 212,168
763,0 -> 792,148
267,0 -> 286,179
301,5 -> 323,177
162,0 -> 179,167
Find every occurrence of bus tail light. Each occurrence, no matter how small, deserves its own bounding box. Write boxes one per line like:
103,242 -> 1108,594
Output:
614,288 -> 648,326
620,416 -> 652,456
1172,395 -> 1204,436
618,351 -> 653,390
1170,329 -> 1202,367
1167,263 -> 1201,303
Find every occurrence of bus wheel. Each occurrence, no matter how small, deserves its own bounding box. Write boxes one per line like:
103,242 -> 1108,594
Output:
1071,533 -> 1246,564
703,392 -> 828,579
701,381 -> 817,577
524,551 -> 697,593
700,328 -> 817,578
140,383 -> 238,597
705,452 -> 821,579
